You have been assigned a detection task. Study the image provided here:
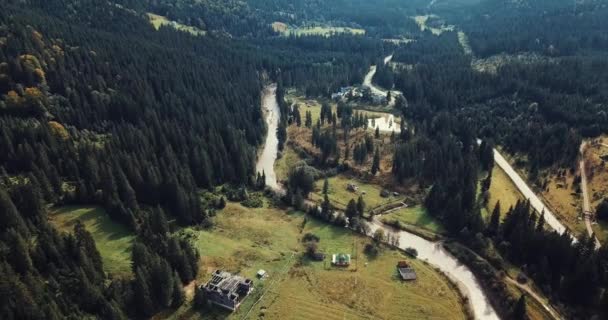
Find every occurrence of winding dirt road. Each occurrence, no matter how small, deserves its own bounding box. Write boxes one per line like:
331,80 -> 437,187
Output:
579,142 -> 601,248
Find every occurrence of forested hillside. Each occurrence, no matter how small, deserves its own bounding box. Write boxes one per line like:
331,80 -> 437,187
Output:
0,0 -> 267,317
4,0 -> 608,318
114,0 -> 426,37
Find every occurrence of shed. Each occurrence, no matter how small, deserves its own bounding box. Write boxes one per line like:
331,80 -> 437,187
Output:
256,270 -> 267,278
397,261 -> 417,281
332,253 -> 351,266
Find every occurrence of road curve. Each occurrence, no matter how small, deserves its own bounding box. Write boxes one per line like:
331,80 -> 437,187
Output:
504,277 -> 563,320
362,55 -> 403,107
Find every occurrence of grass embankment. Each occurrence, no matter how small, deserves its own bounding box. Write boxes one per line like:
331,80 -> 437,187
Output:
486,165 -> 524,218
381,206 -> 445,235
50,206 -> 135,277
172,201 -> 466,320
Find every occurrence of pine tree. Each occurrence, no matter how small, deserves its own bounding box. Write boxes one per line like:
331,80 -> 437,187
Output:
487,201 -> 501,236
8,230 -> 33,275
134,268 -> 155,317
171,271 -> 185,308
0,188 -> 29,236
357,195 -> 366,217
323,177 -> 329,195
305,111 -> 312,128
536,211 -> 545,232
512,295 -> 527,320
375,126 -> 380,139
346,199 -> 358,220
371,148 -> 380,175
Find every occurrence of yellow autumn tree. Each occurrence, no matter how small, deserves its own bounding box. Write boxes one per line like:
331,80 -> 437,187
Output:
48,121 -> 69,140
20,54 -> 42,71
24,87 -> 46,108
4,90 -> 23,109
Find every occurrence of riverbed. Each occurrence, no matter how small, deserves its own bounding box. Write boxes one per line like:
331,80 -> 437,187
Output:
257,81 -> 499,320
255,84 -> 280,189
368,219 -> 500,320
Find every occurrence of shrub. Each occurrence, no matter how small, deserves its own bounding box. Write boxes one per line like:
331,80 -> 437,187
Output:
405,247 -> 418,258
302,232 -> 320,243
364,243 -> 379,257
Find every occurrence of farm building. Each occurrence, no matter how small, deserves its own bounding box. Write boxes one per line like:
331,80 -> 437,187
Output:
397,261 -> 417,281
347,183 -> 359,192
257,269 -> 267,279
332,253 -> 351,266
202,270 -> 254,311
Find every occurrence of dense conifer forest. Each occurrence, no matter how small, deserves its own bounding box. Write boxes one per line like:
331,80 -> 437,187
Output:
3,0 -> 608,318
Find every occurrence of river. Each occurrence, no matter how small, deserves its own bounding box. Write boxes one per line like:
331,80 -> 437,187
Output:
255,84 -> 280,189
368,220 -> 500,320
256,82 -> 499,319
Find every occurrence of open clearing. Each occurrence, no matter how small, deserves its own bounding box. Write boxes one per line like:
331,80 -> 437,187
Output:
486,165 -> 524,218
413,15 -> 454,35
274,24 -> 365,37
147,13 -> 205,36
173,201 -> 466,319
50,206 -> 135,277
380,206 -> 445,235
310,175 -> 403,211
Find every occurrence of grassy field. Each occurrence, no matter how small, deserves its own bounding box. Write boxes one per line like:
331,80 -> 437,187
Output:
275,24 -> 365,37
168,201 -> 467,320
413,15 -> 454,36
486,165 -> 524,218
147,13 -> 205,36
310,175 -> 401,211
249,215 -> 466,320
49,206 -> 135,277
380,206 -> 445,234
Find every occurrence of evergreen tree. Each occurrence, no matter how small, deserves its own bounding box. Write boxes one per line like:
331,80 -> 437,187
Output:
371,148 -> 380,175
487,201 -> 501,237
134,268 -> 155,317
357,195 -> 366,217
345,199 -> 358,220
171,271 -> 185,308
512,295 -> 527,320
